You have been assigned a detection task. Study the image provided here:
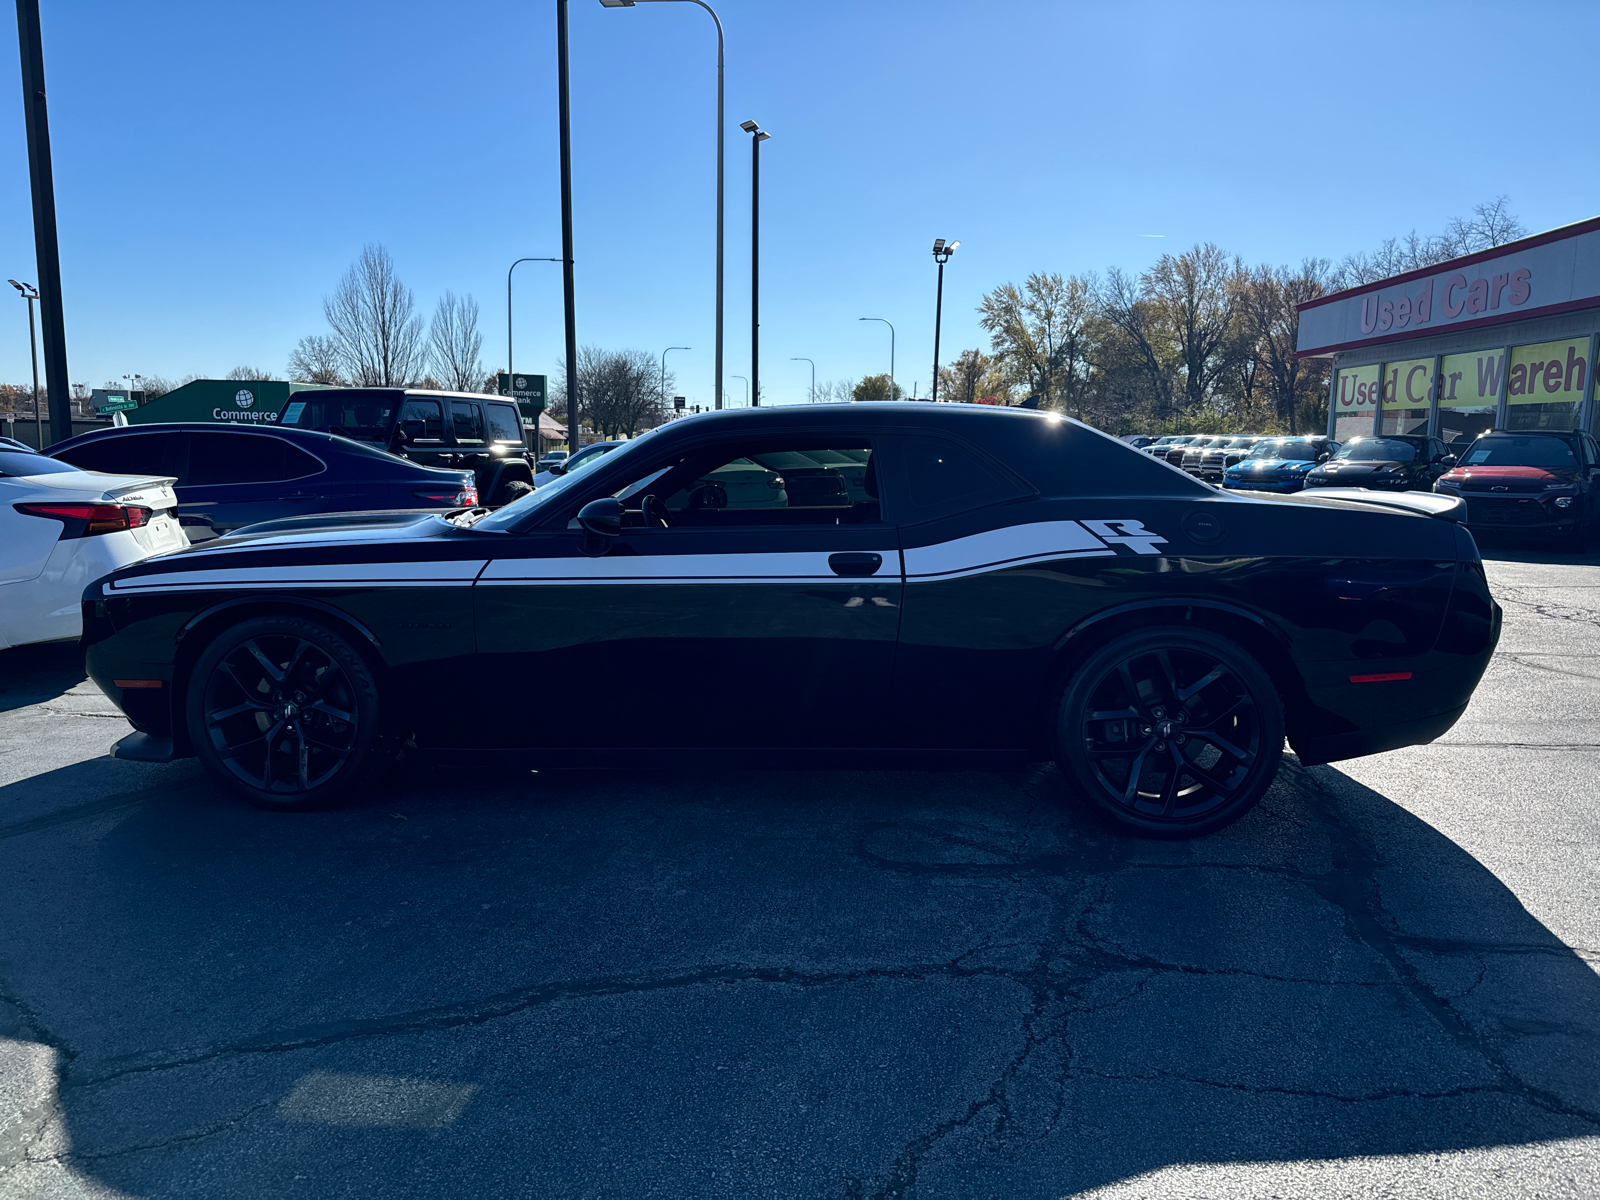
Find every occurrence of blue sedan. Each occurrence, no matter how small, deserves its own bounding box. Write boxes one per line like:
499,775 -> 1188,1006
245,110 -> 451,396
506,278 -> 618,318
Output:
1222,437 -> 1338,493
48,423 -> 479,542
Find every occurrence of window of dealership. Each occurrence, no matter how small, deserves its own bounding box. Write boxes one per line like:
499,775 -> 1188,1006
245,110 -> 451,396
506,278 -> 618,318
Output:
1296,217 -> 1600,448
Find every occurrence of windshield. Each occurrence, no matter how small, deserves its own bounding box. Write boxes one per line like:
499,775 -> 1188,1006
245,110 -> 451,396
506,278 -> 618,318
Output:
1334,438 -> 1420,463
1462,436 -> 1578,469
475,438 -> 654,531
0,450 -> 80,477
1247,440 -> 1320,461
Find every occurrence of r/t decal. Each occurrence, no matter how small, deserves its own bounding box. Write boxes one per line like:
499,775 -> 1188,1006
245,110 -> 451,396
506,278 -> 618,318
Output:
1081,519 -> 1168,555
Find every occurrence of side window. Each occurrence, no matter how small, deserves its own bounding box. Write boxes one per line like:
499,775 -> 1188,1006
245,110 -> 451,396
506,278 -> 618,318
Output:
53,432 -> 187,483
187,433 -> 322,485
892,435 -> 1025,522
614,440 -> 879,528
485,403 -> 522,444
1582,434 -> 1600,465
401,398 -> 444,440
451,402 -> 485,443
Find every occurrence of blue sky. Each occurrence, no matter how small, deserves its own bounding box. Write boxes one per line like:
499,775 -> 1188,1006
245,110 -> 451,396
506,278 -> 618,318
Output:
3,0 -> 1599,407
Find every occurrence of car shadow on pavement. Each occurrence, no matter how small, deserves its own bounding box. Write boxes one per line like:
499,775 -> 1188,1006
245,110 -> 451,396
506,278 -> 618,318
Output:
1,753 -> 1597,1198
1474,532 -> 1600,566
0,641 -> 87,714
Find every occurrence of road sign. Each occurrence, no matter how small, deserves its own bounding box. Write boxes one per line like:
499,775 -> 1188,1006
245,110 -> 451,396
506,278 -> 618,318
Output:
498,372 -> 548,421
673,395 -> 686,411
92,388 -> 138,413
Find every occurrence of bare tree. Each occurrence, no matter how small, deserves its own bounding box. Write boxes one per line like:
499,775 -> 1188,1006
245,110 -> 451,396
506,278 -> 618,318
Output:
323,245 -> 426,386
288,335 -> 346,384
557,347 -> 668,440
812,379 -> 857,404
1334,197 -> 1529,287
1142,244 -> 1247,411
1099,267 -> 1178,417
428,291 -> 485,392
1240,260 -> 1332,435
978,272 -> 1097,412
224,365 -> 273,381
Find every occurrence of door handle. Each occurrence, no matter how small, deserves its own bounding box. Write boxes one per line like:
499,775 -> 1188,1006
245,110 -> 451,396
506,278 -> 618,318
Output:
829,552 -> 883,577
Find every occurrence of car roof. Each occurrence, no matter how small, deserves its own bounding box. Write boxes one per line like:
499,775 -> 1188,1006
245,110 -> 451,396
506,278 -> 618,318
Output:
46,421 -> 381,455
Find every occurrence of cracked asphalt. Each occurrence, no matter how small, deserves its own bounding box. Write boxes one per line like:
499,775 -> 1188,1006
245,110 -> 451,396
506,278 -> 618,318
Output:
2,541 -> 1600,1198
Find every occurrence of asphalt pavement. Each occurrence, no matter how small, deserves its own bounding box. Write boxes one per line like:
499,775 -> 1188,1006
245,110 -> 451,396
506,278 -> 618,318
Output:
2,540 -> 1599,1199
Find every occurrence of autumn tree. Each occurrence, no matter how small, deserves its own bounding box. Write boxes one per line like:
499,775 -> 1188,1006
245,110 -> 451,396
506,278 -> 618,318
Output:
851,374 -> 904,403
977,272 -> 1096,413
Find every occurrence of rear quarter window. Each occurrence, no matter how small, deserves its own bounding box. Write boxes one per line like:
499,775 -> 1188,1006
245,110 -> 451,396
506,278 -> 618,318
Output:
955,413 -> 1212,498
485,403 -> 523,443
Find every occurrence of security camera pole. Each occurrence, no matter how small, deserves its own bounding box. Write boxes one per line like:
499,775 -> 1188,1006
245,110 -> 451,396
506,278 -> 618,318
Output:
930,239 -> 958,403
740,120 -> 769,406
15,0 -> 70,445
7,280 -> 40,447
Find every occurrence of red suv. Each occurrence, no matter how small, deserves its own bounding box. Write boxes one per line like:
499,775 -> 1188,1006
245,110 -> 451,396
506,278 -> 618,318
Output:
1433,430 -> 1600,543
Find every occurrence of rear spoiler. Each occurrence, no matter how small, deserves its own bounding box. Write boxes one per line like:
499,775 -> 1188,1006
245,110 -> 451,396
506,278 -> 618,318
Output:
1291,488 -> 1464,523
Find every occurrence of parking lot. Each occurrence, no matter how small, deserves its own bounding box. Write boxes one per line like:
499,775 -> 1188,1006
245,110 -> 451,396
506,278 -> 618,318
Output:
0,542 -> 1596,1199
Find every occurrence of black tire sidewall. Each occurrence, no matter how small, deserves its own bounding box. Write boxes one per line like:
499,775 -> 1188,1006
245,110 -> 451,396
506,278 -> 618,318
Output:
185,615 -> 386,810
1056,626 -> 1285,838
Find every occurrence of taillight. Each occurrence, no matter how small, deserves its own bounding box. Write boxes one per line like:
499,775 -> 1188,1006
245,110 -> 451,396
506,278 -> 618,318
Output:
412,485 -> 479,507
15,502 -> 153,538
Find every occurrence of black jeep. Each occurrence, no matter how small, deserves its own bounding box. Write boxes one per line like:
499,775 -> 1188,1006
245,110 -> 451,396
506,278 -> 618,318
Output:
275,388 -> 537,506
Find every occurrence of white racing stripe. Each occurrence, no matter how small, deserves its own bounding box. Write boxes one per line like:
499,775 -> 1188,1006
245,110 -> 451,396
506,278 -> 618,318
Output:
904,521 -> 1116,581
107,560 -> 489,593
479,550 -> 902,585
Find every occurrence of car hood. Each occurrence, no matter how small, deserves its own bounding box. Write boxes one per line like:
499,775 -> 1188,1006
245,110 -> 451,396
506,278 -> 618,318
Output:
186,508 -> 460,551
1440,465 -> 1576,487
1231,459 -> 1315,471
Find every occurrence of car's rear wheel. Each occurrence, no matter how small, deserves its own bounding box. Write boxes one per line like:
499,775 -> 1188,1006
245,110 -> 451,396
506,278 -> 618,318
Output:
1056,627 -> 1284,838
186,615 -> 391,810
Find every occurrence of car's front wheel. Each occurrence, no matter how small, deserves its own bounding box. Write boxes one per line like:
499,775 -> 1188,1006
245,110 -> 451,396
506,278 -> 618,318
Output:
186,615 -> 391,809
1056,627 -> 1285,838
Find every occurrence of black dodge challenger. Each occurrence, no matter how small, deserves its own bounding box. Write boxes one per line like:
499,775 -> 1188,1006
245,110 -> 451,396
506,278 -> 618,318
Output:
82,404 -> 1500,837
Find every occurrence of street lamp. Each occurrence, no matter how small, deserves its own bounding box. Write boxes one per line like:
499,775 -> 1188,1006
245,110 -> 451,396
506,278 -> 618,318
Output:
732,374 -> 748,406
600,0 -> 726,411
661,345 -> 690,414
8,280 -> 41,447
858,317 -> 895,401
556,0 -> 581,449
930,239 -> 959,403
507,257 -> 564,391
739,120 -> 770,406
791,357 -> 815,403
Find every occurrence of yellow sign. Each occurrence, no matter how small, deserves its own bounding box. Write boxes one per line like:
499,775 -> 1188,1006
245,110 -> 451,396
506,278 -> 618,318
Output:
1438,350 -> 1504,409
1380,357 -> 1434,409
1333,363 -> 1380,412
1507,338 -> 1589,405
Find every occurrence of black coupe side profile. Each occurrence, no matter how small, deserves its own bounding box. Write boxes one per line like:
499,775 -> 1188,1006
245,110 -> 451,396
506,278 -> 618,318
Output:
81,405 -> 1500,838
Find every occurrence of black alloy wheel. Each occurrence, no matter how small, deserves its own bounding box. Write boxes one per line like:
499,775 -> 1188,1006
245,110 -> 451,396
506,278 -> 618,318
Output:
186,616 -> 390,809
1057,627 -> 1284,838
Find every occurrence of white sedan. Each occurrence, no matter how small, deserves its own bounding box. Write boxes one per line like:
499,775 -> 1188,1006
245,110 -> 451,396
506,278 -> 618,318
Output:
0,447 -> 189,649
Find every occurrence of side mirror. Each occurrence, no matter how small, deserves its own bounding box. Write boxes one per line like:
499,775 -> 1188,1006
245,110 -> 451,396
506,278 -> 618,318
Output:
401,419 -> 425,441
548,463 -> 566,477
1440,455 -> 1458,469
1316,452 -> 1330,463
577,496 -> 622,538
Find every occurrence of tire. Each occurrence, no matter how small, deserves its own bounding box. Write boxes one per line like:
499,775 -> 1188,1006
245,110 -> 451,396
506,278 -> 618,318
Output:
493,479 -> 534,507
1055,626 -> 1285,838
185,615 -> 391,810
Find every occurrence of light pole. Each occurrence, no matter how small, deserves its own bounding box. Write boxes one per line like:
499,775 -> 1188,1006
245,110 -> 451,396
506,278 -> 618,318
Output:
739,120 -> 770,406
556,0 -> 580,449
858,317 -> 895,401
8,280 -> 40,447
930,238 -> 958,403
507,257 -> 563,389
661,345 -> 689,414
791,357 -> 814,403
732,374 -> 748,406
600,0 -> 725,411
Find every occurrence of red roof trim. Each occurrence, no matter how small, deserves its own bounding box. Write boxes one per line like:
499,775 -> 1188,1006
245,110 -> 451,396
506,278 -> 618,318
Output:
1293,295 -> 1600,359
1296,214 -> 1600,313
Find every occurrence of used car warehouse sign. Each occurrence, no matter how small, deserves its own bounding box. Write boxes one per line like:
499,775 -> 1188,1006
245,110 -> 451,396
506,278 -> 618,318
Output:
1297,217 -> 1600,356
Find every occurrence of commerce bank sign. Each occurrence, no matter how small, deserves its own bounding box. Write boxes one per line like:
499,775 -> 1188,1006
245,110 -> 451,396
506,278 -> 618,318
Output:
1296,216 -> 1600,357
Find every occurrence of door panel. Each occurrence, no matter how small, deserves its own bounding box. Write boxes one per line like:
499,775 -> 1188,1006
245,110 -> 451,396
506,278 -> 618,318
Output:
473,526 -> 902,749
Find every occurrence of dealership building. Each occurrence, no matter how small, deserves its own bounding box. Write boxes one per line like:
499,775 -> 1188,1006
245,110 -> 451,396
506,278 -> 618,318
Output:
1297,216 -> 1600,447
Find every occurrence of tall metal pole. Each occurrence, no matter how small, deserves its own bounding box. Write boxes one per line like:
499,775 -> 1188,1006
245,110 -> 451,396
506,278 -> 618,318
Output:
16,0 -> 69,445
744,124 -> 768,406
26,294 -> 40,447
859,317 -> 895,401
932,259 -> 945,403
732,375 -> 748,406
507,256 -> 563,385
600,0 -> 724,411
791,357 -> 814,402
556,0 -> 580,450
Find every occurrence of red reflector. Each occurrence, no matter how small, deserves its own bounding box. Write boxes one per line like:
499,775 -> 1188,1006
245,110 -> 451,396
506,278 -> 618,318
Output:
1349,672 -> 1413,683
113,679 -> 163,689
